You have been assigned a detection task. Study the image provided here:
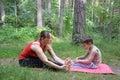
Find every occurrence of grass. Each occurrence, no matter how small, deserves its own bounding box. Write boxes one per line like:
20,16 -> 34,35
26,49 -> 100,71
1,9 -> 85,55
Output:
0,64 -> 119,80
0,38 -> 120,80
0,41 -> 28,59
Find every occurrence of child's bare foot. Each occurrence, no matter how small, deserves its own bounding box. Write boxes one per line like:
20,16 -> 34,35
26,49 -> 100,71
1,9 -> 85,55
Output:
65,57 -> 71,71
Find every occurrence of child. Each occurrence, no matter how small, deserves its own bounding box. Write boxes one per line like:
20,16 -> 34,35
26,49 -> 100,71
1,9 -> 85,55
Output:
71,36 -> 102,69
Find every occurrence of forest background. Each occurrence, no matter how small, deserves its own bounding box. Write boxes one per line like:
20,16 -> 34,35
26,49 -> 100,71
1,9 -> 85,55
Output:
0,0 -> 120,80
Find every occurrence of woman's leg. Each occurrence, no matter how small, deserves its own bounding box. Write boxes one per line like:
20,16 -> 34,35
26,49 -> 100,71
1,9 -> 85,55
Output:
49,59 -> 63,66
46,58 -> 71,71
42,59 -> 63,71
19,57 -> 43,68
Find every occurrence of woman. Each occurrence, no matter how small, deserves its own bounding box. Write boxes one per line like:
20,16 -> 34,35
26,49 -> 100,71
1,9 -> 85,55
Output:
19,30 -> 70,71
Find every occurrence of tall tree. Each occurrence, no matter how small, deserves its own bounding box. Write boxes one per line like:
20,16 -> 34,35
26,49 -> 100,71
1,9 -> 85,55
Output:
92,0 -> 95,29
48,0 -> 51,14
0,2 -> 5,27
47,0 -> 52,28
65,0 -> 69,8
70,0 -> 74,8
14,0 -> 19,28
95,0 -> 99,6
72,0 -> 86,43
58,0 -> 64,37
36,0 -> 42,28
107,0 -> 113,39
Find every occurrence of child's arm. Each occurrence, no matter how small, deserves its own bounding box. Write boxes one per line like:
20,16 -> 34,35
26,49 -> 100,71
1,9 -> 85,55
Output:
76,51 -> 89,60
74,51 -> 97,64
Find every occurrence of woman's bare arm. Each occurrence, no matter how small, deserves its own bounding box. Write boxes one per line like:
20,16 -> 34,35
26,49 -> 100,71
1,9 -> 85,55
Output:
47,44 -> 65,64
31,42 -> 65,70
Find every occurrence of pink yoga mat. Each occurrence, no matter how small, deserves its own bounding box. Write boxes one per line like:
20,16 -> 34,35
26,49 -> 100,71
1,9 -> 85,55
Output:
70,64 -> 115,74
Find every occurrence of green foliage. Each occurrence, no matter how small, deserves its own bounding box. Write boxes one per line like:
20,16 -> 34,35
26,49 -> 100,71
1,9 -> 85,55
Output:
63,7 -> 73,37
18,0 -> 36,27
0,26 -> 16,42
2,0 -> 119,40
39,1 -> 74,37
86,0 -> 120,39
2,0 -> 36,27
5,14 -> 16,26
72,34 -> 81,45
0,26 -> 51,42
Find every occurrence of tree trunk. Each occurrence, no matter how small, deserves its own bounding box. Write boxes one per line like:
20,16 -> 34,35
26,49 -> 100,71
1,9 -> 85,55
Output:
108,0 -> 113,39
95,0 -> 99,6
47,0 -> 52,28
69,0 -> 74,8
92,0 -> 95,30
65,0 -> 69,8
108,26 -> 112,40
48,0 -> 51,14
0,2 -> 5,27
72,0 -> 86,42
14,1 -> 19,29
58,0 -> 64,37
36,0 -> 42,28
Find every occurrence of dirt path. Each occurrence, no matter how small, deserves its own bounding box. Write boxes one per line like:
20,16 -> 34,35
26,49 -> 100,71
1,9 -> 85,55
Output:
0,58 -> 18,66
0,58 -> 120,76
110,64 -> 120,76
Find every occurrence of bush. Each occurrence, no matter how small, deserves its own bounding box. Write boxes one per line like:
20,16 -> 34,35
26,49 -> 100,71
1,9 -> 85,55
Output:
0,26 -> 51,42
0,26 -> 15,42
72,34 -> 81,45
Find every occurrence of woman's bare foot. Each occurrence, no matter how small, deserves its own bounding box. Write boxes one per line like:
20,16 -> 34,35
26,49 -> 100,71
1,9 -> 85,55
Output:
65,57 -> 71,71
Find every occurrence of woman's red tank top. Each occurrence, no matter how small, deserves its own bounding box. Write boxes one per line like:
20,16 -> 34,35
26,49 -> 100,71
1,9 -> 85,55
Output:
19,40 -> 42,60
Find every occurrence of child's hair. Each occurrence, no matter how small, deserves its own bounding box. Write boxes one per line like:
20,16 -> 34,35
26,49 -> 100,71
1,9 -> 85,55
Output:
80,36 -> 93,44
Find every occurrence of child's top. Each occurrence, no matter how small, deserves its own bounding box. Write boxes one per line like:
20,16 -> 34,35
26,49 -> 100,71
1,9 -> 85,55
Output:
88,45 -> 102,65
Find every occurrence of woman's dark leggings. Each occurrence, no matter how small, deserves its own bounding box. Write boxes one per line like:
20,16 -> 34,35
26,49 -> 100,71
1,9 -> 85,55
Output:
19,57 -> 63,69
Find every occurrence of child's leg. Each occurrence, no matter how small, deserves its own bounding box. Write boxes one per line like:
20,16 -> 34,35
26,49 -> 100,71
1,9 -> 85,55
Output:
71,61 -> 97,69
